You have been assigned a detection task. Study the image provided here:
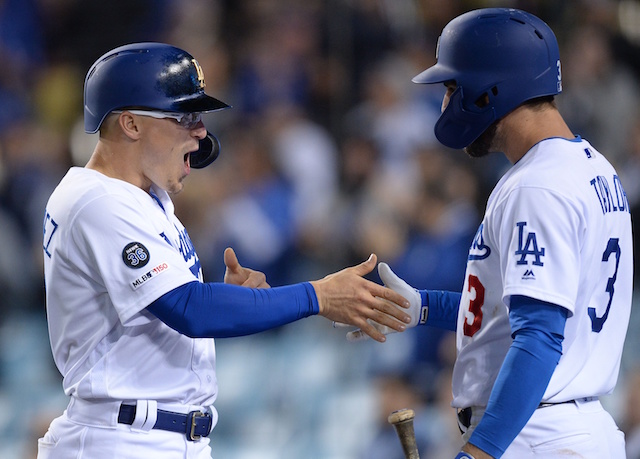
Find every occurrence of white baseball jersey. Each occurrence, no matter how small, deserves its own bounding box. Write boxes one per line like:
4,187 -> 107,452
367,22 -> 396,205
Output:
452,137 -> 633,409
42,167 -> 217,407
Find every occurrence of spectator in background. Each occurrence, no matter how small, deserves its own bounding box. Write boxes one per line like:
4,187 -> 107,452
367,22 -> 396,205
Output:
198,124 -> 297,287
39,0 -> 172,70
389,146 -> 478,292
0,121 -> 69,315
557,23 -> 640,169
0,0 -> 43,133
344,54 -> 439,180
232,4 -> 321,119
332,134 -> 386,267
264,103 -> 341,279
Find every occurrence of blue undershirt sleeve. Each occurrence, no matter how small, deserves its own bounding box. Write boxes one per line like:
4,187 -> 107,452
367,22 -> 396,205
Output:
468,295 -> 568,458
419,290 -> 461,331
147,281 -> 319,338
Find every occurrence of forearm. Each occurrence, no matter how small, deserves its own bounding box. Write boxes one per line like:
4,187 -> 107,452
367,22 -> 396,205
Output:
468,331 -> 559,457
147,281 -> 318,338
467,296 -> 567,457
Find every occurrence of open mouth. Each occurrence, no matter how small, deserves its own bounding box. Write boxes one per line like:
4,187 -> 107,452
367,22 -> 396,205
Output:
183,152 -> 192,175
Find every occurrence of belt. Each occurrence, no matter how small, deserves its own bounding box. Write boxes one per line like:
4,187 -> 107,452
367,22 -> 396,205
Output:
118,404 -> 213,441
457,399 -> 586,433
457,406 -> 473,432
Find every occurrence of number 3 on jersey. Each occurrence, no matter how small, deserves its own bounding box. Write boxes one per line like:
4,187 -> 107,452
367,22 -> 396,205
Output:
589,237 -> 620,333
463,275 -> 485,337
462,237 -> 621,337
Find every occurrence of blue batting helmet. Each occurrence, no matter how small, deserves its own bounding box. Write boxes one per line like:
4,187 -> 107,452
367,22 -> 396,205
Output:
413,8 -> 562,149
84,42 -> 230,168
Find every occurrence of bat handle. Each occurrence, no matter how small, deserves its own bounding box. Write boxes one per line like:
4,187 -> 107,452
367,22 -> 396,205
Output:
388,408 -> 420,459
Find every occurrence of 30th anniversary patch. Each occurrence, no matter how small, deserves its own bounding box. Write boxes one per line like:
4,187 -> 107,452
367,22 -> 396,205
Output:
122,242 -> 150,269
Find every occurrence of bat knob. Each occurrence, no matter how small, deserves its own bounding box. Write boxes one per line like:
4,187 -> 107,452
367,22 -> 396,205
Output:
388,408 -> 420,459
388,408 -> 415,425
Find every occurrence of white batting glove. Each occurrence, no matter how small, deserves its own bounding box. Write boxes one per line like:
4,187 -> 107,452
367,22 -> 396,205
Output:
344,262 -> 425,342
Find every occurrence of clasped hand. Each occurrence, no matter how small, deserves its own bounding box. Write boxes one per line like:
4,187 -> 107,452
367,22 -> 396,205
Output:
310,254 -> 414,342
335,262 -> 424,342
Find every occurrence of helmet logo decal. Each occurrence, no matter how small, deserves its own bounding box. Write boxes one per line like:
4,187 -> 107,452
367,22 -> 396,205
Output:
192,58 -> 206,88
556,59 -> 562,92
84,43 -> 229,134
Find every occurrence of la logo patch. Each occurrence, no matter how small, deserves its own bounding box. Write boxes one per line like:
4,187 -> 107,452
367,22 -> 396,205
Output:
515,222 -> 545,266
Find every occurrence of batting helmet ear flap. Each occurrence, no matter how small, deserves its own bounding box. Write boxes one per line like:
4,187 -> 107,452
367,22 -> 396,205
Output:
190,132 -> 221,169
435,85 -> 499,149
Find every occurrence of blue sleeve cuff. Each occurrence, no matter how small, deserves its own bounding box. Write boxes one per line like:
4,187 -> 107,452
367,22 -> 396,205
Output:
419,290 -> 460,331
303,281 -> 320,315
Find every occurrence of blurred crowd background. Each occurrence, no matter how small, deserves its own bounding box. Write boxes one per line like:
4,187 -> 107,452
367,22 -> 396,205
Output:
2,0 -> 640,457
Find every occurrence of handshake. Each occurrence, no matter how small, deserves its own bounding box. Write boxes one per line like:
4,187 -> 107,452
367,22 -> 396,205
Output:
337,263 -> 427,342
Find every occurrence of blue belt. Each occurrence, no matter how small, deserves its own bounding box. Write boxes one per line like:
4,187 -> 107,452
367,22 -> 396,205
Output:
117,404 -> 213,441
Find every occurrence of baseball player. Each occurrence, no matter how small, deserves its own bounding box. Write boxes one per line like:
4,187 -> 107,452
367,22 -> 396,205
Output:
346,8 -> 633,458
38,42 -> 412,459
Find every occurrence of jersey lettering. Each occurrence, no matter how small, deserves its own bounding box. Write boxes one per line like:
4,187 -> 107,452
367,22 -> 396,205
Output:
159,232 -> 172,246
463,274 -> 485,337
43,211 -> 59,259
160,227 -> 202,280
589,237 -> 620,332
590,175 -> 630,215
177,226 -> 196,263
515,222 -> 545,266
613,175 -> 630,213
469,224 -> 491,260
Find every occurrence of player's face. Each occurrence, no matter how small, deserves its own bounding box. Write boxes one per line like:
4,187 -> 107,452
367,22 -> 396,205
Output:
139,115 -> 207,194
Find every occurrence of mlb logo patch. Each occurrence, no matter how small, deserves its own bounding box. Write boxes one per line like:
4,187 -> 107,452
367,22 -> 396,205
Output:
131,263 -> 170,290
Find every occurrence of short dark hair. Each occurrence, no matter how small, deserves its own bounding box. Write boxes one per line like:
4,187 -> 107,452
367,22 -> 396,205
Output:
523,95 -> 556,110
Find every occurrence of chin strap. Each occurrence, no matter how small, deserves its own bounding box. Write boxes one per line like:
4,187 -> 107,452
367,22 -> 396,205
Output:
190,132 -> 221,169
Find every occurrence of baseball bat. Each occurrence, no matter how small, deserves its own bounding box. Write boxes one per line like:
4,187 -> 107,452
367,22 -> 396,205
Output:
388,408 -> 420,459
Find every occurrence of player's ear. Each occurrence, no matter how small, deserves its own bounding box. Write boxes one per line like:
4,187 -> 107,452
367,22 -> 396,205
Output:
117,111 -> 142,140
